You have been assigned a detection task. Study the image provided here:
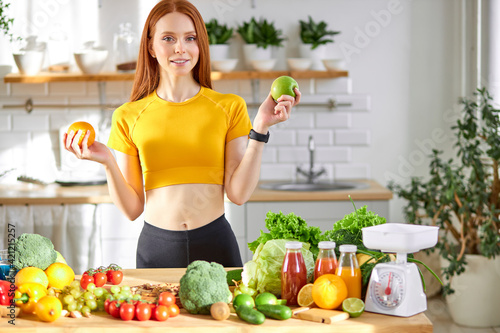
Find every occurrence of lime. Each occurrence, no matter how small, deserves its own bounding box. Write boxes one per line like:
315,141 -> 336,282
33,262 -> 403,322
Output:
232,293 -> 255,311
255,292 -> 277,306
342,298 -> 365,318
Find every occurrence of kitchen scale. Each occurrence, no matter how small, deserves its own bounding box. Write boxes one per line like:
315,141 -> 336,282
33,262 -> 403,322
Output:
362,223 -> 439,317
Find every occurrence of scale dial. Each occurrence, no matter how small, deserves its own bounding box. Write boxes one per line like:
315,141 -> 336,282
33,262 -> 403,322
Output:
370,270 -> 405,309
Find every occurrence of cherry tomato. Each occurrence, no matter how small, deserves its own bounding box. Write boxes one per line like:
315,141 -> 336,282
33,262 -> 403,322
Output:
93,272 -> 107,287
166,304 -> 180,318
135,302 -> 152,321
107,270 -> 123,285
104,298 -> 112,314
154,305 -> 169,321
158,292 -> 175,307
109,300 -> 121,319
80,275 -> 94,290
120,302 -> 135,321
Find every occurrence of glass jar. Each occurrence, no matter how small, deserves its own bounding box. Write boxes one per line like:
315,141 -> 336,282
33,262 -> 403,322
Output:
113,23 -> 139,71
0,249 -> 10,280
281,241 -> 307,305
314,241 -> 337,281
335,244 -> 362,299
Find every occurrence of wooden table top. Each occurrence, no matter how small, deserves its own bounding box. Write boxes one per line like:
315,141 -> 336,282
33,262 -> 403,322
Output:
0,268 -> 432,332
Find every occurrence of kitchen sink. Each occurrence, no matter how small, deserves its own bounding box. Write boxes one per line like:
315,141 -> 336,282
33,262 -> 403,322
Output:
259,181 -> 369,192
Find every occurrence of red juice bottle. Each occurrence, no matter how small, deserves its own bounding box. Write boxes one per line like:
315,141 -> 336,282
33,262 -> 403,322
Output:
281,241 -> 308,306
314,241 -> 337,281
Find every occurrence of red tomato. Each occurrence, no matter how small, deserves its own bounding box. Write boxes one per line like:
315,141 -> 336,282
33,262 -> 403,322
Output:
109,301 -> 121,319
158,292 -> 176,307
120,302 -> 135,321
104,299 -> 112,314
135,302 -> 152,321
149,303 -> 157,320
80,275 -> 94,290
154,305 -> 169,321
106,270 -> 123,285
166,304 -> 180,318
93,272 -> 107,287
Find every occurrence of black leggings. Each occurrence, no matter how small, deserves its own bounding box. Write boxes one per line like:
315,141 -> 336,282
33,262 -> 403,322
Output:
136,214 -> 243,268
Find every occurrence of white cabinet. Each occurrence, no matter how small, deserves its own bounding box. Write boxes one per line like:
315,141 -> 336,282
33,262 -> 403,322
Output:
226,200 -> 390,263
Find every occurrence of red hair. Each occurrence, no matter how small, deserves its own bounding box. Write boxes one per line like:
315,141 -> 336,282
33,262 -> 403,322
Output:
130,0 -> 211,102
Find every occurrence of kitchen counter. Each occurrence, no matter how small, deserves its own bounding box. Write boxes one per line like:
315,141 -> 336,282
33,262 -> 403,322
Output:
0,268 -> 432,332
0,180 -> 391,205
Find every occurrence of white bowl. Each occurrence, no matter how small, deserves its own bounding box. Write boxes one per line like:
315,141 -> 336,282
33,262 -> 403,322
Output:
13,51 -> 45,76
287,58 -> 312,71
211,59 -> 238,73
251,59 -> 277,72
74,49 -> 108,74
322,59 -> 346,71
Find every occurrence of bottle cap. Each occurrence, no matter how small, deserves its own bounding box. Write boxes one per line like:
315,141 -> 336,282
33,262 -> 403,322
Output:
285,241 -> 303,249
318,241 -> 336,249
339,244 -> 357,252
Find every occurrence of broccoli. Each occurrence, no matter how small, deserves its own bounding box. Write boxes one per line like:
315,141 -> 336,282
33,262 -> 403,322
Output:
179,260 -> 233,315
13,233 -> 57,270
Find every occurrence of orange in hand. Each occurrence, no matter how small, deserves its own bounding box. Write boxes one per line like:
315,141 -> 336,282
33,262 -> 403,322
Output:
67,121 -> 95,148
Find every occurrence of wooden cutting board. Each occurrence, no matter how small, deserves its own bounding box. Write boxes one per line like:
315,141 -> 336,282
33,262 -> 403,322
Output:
292,307 -> 349,324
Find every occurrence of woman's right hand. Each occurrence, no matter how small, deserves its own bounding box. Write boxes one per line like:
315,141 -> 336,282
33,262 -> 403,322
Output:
63,129 -> 111,165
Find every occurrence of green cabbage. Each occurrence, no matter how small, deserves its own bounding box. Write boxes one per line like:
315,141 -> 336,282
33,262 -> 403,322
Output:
241,239 -> 315,297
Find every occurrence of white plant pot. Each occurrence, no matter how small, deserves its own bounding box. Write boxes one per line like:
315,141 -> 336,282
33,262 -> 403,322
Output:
440,254 -> 500,327
209,44 -> 230,61
243,44 -> 272,69
299,43 -> 327,71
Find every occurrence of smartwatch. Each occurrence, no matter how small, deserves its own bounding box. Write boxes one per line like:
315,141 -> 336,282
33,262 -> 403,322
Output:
249,129 -> 270,143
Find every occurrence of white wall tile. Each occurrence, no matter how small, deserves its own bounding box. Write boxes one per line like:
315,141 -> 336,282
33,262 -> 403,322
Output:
261,146 -> 277,163
0,132 -> 29,170
0,115 -> 11,131
12,114 -> 50,131
297,130 -> 333,146
0,82 -> 10,97
315,77 -> 352,95
334,94 -> 371,111
260,163 -> 296,180
334,163 -> 371,179
11,83 -> 48,96
268,129 -> 295,146
317,147 -> 351,163
335,129 -> 371,145
316,112 -> 351,129
278,112 -> 314,129
49,82 -> 87,96
278,147 -> 309,163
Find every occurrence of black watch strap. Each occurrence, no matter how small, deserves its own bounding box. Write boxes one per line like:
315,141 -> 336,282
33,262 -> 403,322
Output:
249,129 -> 270,143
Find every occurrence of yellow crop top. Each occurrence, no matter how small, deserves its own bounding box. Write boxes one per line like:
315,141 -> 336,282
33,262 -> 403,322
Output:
107,87 -> 252,191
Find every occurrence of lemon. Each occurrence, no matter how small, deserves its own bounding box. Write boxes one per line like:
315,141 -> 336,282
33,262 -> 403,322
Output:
297,283 -> 314,307
35,295 -> 63,322
15,266 -> 49,288
44,262 -> 75,289
342,297 -> 365,318
54,251 -> 67,264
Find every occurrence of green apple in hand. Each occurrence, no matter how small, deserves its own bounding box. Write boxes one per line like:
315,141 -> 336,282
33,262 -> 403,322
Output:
271,76 -> 299,102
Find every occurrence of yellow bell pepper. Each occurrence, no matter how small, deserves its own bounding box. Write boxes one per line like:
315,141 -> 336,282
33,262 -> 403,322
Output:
13,282 -> 48,314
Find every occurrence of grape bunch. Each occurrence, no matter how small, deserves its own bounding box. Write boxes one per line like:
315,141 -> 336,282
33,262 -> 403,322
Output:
56,281 -> 111,316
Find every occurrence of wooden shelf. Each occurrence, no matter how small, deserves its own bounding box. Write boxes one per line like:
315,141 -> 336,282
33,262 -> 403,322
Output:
4,70 -> 348,84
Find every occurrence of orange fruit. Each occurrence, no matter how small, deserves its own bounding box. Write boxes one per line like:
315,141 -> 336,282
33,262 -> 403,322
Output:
312,274 -> 348,310
15,266 -> 49,288
35,295 -> 63,322
44,262 -> 75,289
67,121 -> 95,147
297,283 -> 315,307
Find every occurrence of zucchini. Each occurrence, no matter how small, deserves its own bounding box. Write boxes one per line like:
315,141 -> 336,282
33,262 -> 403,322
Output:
236,306 -> 265,325
256,304 -> 292,320
226,268 -> 243,286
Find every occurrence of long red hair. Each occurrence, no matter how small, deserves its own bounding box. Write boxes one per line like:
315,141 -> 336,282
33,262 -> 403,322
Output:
130,0 -> 211,102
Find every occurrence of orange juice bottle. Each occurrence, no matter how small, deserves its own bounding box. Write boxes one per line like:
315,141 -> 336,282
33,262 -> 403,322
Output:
335,245 -> 362,299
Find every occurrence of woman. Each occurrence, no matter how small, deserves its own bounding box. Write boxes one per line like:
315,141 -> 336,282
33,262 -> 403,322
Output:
64,0 -> 300,268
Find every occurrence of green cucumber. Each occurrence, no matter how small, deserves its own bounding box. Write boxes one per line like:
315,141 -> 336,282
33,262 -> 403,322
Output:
226,268 -> 243,286
256,304 -> 292,320
236,306 -> 266,325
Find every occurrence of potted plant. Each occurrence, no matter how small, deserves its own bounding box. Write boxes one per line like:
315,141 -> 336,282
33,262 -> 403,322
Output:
298,16 -> 340,70
237,17 -> 285,69
0,0 -> 16,75
205,18 -> 234,60
389,88 -> 500,328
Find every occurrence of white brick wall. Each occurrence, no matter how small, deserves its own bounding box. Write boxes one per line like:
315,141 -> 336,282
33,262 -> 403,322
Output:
0,77 -> 372,183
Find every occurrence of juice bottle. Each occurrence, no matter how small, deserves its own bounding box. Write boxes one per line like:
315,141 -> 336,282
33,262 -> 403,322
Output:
314,241 -> 337,281
281,241 -> 307,306
335,244 -> 362,299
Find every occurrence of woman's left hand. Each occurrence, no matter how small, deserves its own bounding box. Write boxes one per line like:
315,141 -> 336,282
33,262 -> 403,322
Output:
253,88 -> 301,133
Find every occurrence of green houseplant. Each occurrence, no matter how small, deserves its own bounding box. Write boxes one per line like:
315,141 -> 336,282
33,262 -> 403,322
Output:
205,18 -> 233,45
0,0 -> 15,42
237,17 -> 285,49
299,15 -> 340,50
389,88 -> 500,326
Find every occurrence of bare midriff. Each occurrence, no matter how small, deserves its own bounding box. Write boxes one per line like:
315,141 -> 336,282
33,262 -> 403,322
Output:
144,183 -> 225,230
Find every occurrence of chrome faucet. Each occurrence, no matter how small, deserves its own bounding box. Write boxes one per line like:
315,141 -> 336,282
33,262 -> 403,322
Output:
296,135 -> 326,183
